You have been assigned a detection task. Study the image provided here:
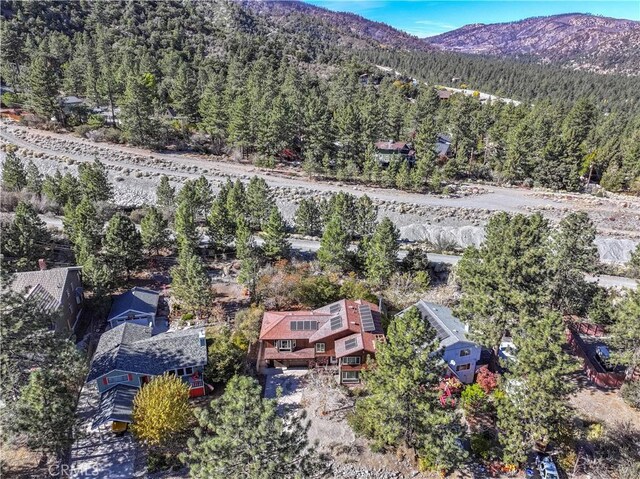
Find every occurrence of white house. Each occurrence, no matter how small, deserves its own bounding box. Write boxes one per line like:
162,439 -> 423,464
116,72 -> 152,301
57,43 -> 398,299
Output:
107,287 -> 160,329
398,300 -> 482,384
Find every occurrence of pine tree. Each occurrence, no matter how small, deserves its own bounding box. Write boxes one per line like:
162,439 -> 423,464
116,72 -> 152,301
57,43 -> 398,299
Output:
548,212 -> 598,315
1,201 -> 51,270
1,151 -> 27,192
199,76 -> 227,153
64,197 -> 102,265
131,373 -> 191,446
246,176 -> 274,231
354,195 -> 378,239
140,206 -> 169,255
317,213 -> 351,272
103,213 -> 143,281
364,217 -> 400,284
227,93 -> 253,158
172,62 -> 200,124
351,307 -> 467,472
609,288 -> 640,375
156,175 -> 176,208
294,198 -> 322,237
262,208 -> 290,261
455,212 -> 550,353
78,159 -> 112,202
183,375 -> 322,479
207,196 -> 234,254
121,72 -> 156,146
193,175 -> 213,218
170,248 -> 213,314
25,160 -> 43,196
226,179 -> 247,224
174,182 -> 200,253
27,50 -> 60,120
497,311 -> 574,465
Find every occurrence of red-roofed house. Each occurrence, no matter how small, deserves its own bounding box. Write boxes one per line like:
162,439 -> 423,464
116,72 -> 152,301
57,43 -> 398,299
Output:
257,299 -> 385,384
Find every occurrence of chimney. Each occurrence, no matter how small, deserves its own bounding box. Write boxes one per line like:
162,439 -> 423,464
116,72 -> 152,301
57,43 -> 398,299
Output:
199,330 -> 206,347
38,259 -> 47,270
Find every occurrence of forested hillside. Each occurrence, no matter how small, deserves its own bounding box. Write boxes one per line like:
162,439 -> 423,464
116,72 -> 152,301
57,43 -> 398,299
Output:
1,0 -> 639,193
426,13 -> 640,76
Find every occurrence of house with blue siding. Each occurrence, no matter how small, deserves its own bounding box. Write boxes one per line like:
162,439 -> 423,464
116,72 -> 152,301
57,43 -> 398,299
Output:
397,300 -> 482,384
87,322 -> 207,430
107,287 -> 160,328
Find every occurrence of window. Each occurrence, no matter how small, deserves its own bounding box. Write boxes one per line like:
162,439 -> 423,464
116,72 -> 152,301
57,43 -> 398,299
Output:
460,349 -> 471,357
185,367 -> 193,375
344,337 -> 358,350
315,343 -> 326,353
278,340 -> 293,352
177,368 -> 185,376
342,371 -> 360,383
107,374 -> 129,384
342,356 -> 361,365
456,363 -> 471,372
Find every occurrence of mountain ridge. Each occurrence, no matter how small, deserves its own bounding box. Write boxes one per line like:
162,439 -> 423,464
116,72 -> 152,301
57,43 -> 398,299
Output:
425,12 -> 640,75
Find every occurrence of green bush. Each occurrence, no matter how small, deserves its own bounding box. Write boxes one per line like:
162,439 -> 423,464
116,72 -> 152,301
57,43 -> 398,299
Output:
147,451 -> 181,473
470,432 -> 495,460
461,384 -> 487,413
620,381 -> 640,409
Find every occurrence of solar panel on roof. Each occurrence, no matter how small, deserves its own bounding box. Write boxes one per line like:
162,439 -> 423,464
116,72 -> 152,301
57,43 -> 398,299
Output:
359,304 -> 375,332
291,320 -> 319,331
330,315 -> 343,330
345,337 -> 358,350
329,303 -> 341,314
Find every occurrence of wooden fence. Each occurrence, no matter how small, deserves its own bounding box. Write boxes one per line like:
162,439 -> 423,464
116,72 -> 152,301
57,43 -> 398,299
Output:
565,328 -> 625,389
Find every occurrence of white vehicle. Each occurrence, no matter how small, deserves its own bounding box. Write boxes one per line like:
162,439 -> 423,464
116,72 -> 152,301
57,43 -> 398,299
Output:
537,456 -> 559,479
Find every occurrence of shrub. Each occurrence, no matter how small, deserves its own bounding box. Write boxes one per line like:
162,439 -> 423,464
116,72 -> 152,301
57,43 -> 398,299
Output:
620,381 -> 640,409
470,432 -> 495,460
476,368 -> 498,394
461,384 -> 487,413
205,326 -> 245,383
147,451 -> 181,473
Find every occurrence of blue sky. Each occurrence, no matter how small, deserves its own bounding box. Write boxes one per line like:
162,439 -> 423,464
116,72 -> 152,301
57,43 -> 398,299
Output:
305,1 -> 640,37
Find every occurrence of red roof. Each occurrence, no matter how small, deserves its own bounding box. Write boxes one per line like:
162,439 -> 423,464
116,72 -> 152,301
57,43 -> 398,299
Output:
375,140 -> 409,151
259,299 -> 385,357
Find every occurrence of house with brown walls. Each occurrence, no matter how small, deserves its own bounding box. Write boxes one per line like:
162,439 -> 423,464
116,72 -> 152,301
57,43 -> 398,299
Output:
257,299 -> 385,384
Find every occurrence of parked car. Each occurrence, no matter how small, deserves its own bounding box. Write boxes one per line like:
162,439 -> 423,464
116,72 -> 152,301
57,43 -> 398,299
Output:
595,345 -> 613,371
536,455 -> 559,479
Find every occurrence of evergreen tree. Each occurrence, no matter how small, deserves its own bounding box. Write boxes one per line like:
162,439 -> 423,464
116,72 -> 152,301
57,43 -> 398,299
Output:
497,311 -> 574,465
140,206 -> 169,255
364,217 -> 400,285
103,213 -> 143,281
199,76 -> 227,153
64,196 -> 102,265
1,151 -> 27,192
207,195 -> 234,254
156,175 -> 176,208
354,195 -> 378,239
227,93 -> 253,158
317,213 -> 351,272
226,179 -> 247,224
170,248 -> 213,314
455,213 -> 550,352
1,201 -> 51,270
261,208 -> 290,261
294,198 -> 322,237
246,176 -> 274,231
78,159 -> 112,202
548,212 -> 598,315
27,50 -> 60,120
351,307 -> 466,472
183,375 -> 322,479
174,182 -> 200,253
25,160 -> 43,196
121,72 -> 156,146
235,217 -> 253,261
204,326 -> 246,383
193,175 -> 213,218
609,288 -> 640,375
172,62 -> 200,124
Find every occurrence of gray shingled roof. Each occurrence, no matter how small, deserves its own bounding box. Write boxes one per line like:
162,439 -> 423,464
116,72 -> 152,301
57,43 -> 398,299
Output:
108,287 -> 160,321
8,267 -> 81,314
92,385 -> 137,427
405,300 -> 471,348
87,323 -> 206,381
